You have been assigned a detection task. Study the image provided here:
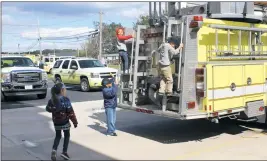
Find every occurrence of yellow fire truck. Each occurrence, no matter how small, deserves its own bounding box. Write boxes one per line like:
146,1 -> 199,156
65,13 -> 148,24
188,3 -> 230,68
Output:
118,2 -> 267,124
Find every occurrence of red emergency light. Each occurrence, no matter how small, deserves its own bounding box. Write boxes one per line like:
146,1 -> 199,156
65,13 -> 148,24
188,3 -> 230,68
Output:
187,102 -> 195,109
193,16 -> 203,21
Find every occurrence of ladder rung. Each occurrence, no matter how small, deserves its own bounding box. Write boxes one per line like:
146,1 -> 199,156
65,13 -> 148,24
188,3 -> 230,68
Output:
121,72 -> 148,76
138,40 -> 145,44
138,56 -> 149,60
121,88 -> 132,92
136,72 -> 148,76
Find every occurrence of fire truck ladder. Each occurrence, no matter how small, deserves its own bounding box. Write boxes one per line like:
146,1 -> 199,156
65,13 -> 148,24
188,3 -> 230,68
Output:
209,24 -> 267,59
161,18 -> 184,111
166,18 -> 184,92
119,25 -> 148,106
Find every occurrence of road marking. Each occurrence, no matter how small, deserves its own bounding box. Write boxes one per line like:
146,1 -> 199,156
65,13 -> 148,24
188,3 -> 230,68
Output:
169,130 -> 267,160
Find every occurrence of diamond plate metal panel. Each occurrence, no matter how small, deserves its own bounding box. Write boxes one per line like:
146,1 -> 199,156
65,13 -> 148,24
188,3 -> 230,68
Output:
245,100 -> 265,118
180,16 -> 203,115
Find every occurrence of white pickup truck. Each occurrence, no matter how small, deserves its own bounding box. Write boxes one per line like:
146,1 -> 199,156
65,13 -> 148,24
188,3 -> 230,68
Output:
1,55 -> 48,101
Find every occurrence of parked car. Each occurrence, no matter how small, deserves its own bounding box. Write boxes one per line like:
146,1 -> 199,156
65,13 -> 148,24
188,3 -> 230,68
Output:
1,55 -> 48,101
51,57 -> 118,92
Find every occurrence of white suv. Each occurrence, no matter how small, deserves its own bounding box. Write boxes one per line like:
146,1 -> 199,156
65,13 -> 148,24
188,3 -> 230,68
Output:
51,57 -> 118,92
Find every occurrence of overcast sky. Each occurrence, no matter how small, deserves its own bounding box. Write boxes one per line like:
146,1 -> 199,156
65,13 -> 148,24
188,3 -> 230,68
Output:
2,2 -> 151,52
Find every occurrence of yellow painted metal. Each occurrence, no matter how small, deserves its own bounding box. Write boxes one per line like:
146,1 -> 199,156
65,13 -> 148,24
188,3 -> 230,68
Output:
197,19 -> 267,112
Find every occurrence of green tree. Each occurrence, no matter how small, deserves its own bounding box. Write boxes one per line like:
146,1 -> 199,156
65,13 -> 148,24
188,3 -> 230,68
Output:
133,14 -> 150,30
79,22 -> 122,58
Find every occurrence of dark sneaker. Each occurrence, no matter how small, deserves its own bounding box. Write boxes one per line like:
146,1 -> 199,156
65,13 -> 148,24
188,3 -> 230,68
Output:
51,150 -> 57,161
107,132 -> 117,136
60,152 -> 70,160
112,132 -> 118,136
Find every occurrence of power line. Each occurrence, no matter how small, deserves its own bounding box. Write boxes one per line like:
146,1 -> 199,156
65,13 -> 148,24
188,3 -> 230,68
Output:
41,30 -> 99,40
42,38 -> 89,43
2,13 -> 99,27
43,31 -> 99,43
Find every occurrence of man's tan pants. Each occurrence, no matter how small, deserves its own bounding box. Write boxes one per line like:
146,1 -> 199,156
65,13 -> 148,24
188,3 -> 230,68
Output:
158,65 -> 173,94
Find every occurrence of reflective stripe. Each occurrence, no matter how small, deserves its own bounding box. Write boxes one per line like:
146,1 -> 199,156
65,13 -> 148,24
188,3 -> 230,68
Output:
207,84 -> 266,100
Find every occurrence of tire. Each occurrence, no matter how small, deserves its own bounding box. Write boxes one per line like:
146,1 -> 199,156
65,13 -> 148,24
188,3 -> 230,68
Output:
1,92 -> 7,102
55,76 -> 62,84
37,92 -> 47,99
80,78 -> 90,92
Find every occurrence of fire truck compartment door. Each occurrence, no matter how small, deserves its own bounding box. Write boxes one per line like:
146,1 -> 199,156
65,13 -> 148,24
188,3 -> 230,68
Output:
211,65 -> 244,112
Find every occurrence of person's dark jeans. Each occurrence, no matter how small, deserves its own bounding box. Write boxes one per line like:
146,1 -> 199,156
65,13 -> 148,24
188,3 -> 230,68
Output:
119,51 -> 128,72
52,129 -> 70,152
105,107 -> 116,134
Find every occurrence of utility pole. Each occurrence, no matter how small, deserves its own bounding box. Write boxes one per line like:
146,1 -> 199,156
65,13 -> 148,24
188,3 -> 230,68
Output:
77,48 -> 79,57
99,11 -> 103,60
18,44 -> 20,55
37,18 -> 43,68
53,42 -> 56,56
85,46 -> 88,57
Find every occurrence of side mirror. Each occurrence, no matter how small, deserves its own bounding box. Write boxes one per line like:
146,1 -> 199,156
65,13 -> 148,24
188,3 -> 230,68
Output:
71,65 -> 78,70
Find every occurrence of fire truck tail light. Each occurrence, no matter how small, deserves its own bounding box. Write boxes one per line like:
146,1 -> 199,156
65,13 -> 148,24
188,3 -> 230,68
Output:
196,90 -> 205,97
187,102 -> 195,109
212,112 -> 218,117
193,16 -> 203,21
259,106 -> 264,111
190,21 -> 199,28
195,67 -> 205,98
195,68 -> 204,75
196,82 -> 204,90
136,108 -> 154,114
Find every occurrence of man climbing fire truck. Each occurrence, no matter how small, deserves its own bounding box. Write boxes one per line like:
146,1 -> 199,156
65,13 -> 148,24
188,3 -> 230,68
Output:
117,2 -> 267,125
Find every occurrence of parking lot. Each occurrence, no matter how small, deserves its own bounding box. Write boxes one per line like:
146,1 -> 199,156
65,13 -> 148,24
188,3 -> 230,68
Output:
2,80 -> 267,160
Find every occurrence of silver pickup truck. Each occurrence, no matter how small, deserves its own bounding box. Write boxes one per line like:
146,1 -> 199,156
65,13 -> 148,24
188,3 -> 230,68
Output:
1,55 -> 48,101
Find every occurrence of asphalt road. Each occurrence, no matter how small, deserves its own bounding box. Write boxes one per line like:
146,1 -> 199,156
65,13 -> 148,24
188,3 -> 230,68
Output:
2,99 -> 267,160
2,80 -> 267,160
1,80 -> 103,110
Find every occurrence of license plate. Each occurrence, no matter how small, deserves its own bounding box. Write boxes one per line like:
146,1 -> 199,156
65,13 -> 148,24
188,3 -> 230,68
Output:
25,85 -> 33,90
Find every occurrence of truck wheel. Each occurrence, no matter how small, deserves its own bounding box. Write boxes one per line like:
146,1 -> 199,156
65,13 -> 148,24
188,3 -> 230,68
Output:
37,92 -> 47,99
55,76 -> 62,84
80,78 -> 90,92
1,92 -> 7,102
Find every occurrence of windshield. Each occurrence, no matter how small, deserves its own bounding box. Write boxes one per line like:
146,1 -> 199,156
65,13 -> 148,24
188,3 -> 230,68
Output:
78,60 -> 104,68
1,57 -> 35,68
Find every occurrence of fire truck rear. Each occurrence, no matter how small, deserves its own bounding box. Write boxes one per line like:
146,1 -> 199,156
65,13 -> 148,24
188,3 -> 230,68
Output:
118,2 -> 267,124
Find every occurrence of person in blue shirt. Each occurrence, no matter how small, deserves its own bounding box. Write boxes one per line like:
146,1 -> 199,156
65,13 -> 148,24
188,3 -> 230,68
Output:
101,75 -> 118,136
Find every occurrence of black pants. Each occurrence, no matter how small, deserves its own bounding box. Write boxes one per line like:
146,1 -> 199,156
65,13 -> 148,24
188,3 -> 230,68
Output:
52,130 -> 70,153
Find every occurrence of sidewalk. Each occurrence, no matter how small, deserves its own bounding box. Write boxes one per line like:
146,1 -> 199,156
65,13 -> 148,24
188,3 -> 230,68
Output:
2,100 -> 115,160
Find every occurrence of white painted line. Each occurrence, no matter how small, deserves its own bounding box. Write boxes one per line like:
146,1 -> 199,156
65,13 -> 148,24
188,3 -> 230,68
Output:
207,84 -> 265,100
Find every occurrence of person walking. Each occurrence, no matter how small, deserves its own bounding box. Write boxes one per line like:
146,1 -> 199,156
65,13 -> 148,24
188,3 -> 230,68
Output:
46,82 -> 78,161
